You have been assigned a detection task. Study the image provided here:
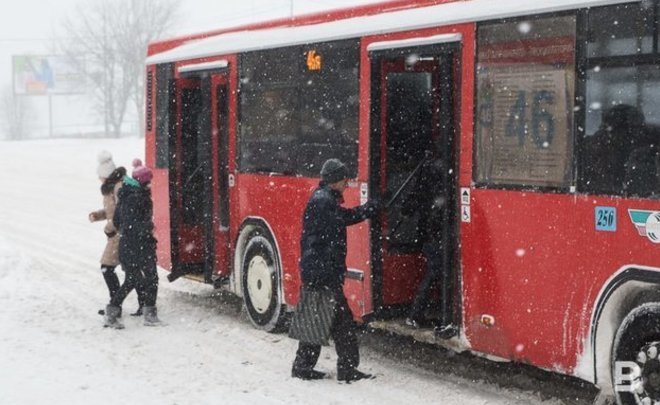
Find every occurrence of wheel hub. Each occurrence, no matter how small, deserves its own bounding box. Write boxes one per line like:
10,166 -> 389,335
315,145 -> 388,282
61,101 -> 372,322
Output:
633,342 -> 660,403
246,255 -> 273,314
643,359 -> 660,398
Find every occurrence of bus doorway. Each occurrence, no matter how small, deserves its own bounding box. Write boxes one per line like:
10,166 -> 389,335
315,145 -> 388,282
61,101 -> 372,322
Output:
370,45 -> 460,328
168,72 -> 231,284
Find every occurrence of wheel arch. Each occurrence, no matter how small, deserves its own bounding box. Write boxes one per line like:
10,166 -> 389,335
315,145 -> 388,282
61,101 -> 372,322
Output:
585,266 -> 660,390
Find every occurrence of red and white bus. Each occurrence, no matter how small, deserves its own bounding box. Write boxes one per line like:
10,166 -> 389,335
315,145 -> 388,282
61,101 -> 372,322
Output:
144,0 -> 660,402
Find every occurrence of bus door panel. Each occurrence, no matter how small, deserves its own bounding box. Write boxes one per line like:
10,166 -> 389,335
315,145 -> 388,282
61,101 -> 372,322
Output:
173,77 -> 205,266
379,58 -> 438,306
210,74 -> 231,277
372,49 -> 459,321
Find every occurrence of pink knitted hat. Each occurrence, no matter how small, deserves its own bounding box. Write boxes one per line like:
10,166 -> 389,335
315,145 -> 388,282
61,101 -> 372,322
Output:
131,158 -> 153,185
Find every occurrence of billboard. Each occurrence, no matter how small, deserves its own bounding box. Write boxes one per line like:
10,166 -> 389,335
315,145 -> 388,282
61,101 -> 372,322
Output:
13,55 -> 85,95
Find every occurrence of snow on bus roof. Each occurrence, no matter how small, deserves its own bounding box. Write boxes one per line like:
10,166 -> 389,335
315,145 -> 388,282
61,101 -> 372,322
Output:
147,0 -> 637,64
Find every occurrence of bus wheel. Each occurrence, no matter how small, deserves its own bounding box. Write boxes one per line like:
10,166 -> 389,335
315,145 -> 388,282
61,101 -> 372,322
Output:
612,303 -> 660,405
241,230 -> 287,333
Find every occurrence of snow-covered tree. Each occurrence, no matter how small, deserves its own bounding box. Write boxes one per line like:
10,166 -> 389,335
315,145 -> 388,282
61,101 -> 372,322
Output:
58,0 -> 180,137
0,86 -> 34,140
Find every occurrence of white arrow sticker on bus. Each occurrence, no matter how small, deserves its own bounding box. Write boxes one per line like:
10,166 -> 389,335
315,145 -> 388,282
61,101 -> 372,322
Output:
360,183 -> 368,204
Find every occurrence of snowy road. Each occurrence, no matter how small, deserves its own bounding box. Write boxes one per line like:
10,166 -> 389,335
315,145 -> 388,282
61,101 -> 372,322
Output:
0,138 -> 582,405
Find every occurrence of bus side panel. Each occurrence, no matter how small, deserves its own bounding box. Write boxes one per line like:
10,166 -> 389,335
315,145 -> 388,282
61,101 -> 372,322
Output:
152,169 -> 172,271
343,185 -> 373,317
232,174 -> 315,306
233,174 -> 370,315
462,190 -> 660,374
462,191 -> 590,372
145,64 -> 172,271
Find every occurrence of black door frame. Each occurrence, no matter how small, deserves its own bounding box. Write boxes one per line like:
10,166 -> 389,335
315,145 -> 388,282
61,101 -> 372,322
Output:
368,42 -> 461,323
167,67 -> 229,283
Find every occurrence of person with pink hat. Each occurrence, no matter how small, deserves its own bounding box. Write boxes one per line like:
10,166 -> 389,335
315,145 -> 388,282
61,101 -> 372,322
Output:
104,158 -> 162,328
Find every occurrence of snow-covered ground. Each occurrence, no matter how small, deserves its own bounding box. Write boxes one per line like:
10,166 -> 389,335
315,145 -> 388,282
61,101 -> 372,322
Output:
0,137 -> 567,405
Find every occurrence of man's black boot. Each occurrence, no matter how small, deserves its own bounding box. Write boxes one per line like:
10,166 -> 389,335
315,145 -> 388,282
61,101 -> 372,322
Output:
435,324 -> 458,340
337,369 -> 374,383
292,368 -> 326,380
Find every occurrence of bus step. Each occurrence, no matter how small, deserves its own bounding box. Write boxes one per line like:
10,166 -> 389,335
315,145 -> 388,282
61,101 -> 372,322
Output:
368,319 -> 464,352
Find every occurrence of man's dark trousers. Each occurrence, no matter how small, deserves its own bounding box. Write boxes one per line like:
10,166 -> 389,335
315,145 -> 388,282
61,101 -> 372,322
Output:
409,239 -> 443,322
293,289 -> 359,373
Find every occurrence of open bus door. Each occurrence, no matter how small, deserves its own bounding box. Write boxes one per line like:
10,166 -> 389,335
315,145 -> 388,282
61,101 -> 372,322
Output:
168,72 -> 231,284
370,44 -> 460,326
209,74 -> 231,281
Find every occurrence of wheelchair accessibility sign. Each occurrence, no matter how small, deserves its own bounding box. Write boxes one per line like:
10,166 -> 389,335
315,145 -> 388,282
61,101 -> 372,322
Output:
628,209 -> 660,244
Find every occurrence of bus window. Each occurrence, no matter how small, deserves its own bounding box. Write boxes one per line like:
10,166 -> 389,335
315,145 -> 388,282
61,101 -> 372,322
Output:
385,71 -> 433,248
180,86 -> 204,224
155,63 -> 174,169
580,2 -> 660,198
586,3 -> 654,58
238,40 -> 359,177
474,15 -> 576,189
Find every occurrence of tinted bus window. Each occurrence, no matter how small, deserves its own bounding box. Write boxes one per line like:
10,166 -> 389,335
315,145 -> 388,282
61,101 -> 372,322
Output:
580,2 -> 660,198
587,3 -> 654,58
181,87 -> 204,224
475,15 -> 576,188
239,40 -> 359,177
155,63 -> 174,169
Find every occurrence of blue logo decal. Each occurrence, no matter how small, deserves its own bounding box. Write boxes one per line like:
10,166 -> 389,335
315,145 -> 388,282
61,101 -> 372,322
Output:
628,209 -> 660,244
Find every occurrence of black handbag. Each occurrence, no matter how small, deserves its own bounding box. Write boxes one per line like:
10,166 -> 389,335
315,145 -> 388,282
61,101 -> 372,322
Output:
288,288 -> 335,346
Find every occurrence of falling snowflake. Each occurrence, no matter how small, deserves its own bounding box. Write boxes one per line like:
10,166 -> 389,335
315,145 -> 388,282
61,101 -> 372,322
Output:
517,21 -> 531,34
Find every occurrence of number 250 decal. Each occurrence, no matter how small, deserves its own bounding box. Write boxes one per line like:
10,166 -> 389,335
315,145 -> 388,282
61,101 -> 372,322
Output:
505,90 -> 555,147
595,206 -> 616,232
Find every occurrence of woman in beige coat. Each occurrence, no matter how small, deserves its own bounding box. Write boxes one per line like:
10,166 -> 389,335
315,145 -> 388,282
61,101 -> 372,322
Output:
89,151 -> 144,316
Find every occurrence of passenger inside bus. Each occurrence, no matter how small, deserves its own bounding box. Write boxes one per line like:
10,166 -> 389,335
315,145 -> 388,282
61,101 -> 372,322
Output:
624,127 -> 660,198
582,104 -> 660,197
400,141 -> 456,339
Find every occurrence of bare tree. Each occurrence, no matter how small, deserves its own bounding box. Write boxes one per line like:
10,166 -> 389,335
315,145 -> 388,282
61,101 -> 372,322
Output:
0,86 -> 34,140
58,0 -> 180,137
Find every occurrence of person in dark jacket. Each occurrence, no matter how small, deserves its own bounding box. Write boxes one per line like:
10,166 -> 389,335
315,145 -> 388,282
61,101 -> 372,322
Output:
104,159 -> 162,329
291,158 -> 380,382
403,148 -> 457,339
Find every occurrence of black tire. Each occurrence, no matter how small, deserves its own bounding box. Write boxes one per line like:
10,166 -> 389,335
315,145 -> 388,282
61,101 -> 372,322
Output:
612,302 -> 660,405
241,229 -> 287,333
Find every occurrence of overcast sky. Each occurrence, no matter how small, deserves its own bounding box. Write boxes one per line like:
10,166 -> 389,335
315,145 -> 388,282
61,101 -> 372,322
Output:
0,0 -> 388,136
0,0 -> 388,89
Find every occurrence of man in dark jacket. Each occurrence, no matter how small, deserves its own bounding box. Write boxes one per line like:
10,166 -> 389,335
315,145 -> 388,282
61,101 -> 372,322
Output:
291,158 -> 379,382
104,159 -> 162,329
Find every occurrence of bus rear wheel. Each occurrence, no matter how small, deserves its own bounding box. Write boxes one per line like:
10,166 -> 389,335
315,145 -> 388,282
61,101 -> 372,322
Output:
241,230 -> 287,333
612,303 -> 660,405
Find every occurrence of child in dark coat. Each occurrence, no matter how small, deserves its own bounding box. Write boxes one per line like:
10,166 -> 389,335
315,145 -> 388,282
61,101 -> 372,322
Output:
104,159 -> 162,328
